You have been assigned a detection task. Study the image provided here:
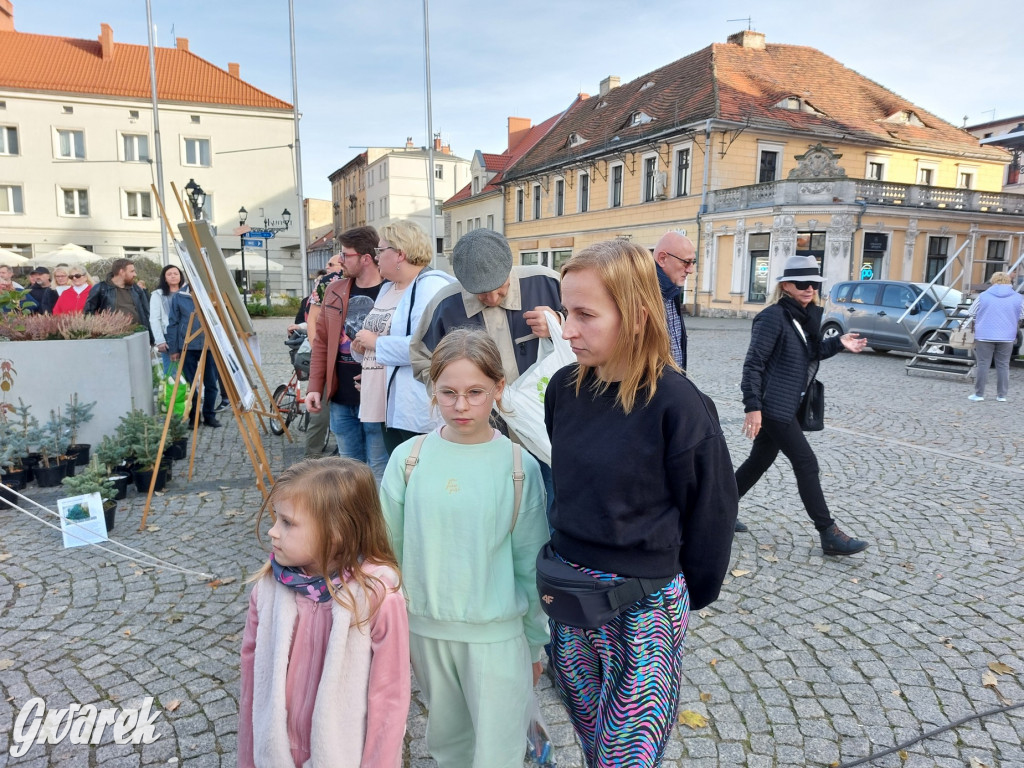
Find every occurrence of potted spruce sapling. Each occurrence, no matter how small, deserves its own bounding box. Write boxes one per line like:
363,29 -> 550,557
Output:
64,394 -> 96,466
165,413 -> 189,461
123,410 -> 169,493
61,456 -> 118,532
0,418 -> 29,491
95,432 -> 131,500
32,409 -> 74,487
11,400 -> 41,482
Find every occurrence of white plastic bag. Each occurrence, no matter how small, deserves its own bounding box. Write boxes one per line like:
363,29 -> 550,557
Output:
498,311 -> 575,465
525,692 -> 557,766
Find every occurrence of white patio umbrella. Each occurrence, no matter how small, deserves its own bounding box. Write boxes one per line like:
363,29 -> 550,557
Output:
34,243 -> 94,268
224,253 -> 284,272
0,247 -> 30,266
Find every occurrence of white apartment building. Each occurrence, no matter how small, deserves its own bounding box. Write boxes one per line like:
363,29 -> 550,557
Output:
0,2 -> 304,295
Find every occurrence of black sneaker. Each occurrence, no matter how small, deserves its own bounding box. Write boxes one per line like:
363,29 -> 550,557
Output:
819,524 -> 869,556
734,519 -> 749,533
203,416 -> 222,428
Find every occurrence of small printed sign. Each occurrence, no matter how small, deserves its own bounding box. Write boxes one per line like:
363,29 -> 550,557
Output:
58,493 -> 108,548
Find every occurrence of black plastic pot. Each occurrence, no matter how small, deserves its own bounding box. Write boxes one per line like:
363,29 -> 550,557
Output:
166,438 -> 188,461
61,458 -> 76,478
1,468 -> 27,491
0,484 -> 16,509
23,453 -> 42,482
103,500 -> 116,532
132,465 -> 168,493
34,463 -> 66,487
68,444 -> 91,466
109,473 -> 130,501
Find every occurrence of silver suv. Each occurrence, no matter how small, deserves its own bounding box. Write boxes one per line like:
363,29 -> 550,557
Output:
821,281 -> 962,353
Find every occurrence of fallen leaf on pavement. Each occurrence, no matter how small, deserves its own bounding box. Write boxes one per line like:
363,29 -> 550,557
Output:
678,710 -> 707,729
968,758 -> 992,768
988,661 -> 1014,675
731,569 -> 751,577
983,670 -> 1012,705
814,623 -> 831,634
146,525 -> 160,532
761,554 -> 779,563
0,553 -> 12,562
0,659 -> 14,671
757,544 -> 774,551
850,578 -> 860,584
898,750 -> 908,760
165,699 -> 181,712
699,692 -> 711,703
710,658 -> 718,667
197,492 -> 209,498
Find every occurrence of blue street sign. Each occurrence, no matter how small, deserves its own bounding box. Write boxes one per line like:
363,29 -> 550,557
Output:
248,229 -> 275,239
242,238 -> 264,248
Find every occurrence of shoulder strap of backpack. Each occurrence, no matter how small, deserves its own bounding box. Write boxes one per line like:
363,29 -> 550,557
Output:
509,443 -> 524,533
403,433 -> 429,485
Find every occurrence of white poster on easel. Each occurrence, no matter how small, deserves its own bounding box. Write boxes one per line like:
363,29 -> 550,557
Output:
58,493 -> 108,548
174,240 -> 257,411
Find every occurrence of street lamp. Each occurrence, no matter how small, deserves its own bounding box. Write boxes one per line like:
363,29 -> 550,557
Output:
238,206 -> 248,303
184,178 -> 206,220
256,207 -> 290,310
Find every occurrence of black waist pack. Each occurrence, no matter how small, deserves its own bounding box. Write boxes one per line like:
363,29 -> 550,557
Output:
536,543 -> 676,629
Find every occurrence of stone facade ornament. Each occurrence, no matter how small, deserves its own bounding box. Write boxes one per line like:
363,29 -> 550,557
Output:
788,143 -> 848,180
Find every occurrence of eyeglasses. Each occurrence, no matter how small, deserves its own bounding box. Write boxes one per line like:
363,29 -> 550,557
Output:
666,252 -> 698,268
789,281 -> 819,291
373,246 -> 397,258
434,386 -> 497,407
70,273 -> 85,279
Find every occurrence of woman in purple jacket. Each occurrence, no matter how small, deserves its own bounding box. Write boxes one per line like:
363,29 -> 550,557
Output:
967,271 -> 1024,402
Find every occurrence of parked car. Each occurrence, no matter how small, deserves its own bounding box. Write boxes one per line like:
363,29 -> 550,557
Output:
820,280 -> 964,354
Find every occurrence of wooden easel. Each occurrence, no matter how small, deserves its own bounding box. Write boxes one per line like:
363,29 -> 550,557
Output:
139,185 -> 290,529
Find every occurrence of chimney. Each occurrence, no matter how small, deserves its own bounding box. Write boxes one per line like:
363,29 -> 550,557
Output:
176,36 -> 189,52
0,0 -> 13,32
727,30 -> 766,50
441,142 -> 451,156
99,23 -> 114,60
507,117 -> 532,152
406,137 -> 415,149
599,76 -> 620,97
228,62 -> 240,78
434,137 -> 442,152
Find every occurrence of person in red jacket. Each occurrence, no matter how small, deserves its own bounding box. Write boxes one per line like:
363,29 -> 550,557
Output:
51,269 -> 93,315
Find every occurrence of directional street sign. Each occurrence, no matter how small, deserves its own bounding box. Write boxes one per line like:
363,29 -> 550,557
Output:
248,229 -> 275,239
242,238 -> 264,248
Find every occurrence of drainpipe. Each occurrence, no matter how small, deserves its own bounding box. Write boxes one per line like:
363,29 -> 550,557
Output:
693,119 -> 713,315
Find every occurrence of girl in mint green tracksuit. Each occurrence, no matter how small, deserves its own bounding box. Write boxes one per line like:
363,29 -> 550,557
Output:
380,329 -> 549,768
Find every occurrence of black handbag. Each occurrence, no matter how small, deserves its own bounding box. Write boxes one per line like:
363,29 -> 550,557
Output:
798,379 -> 824,431
535,543 -> 675,629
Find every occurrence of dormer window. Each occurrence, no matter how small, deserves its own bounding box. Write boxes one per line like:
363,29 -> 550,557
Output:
639,81 -> 655,91
595,100 -> 608,110
885,110 -> 925,127
773,96 -> 825,116
626,111 -> 654,127
566,132 -> 587,149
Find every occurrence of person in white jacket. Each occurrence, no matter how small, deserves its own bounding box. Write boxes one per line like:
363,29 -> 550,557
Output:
352,220 -> 456,454
150,264 -> 185,375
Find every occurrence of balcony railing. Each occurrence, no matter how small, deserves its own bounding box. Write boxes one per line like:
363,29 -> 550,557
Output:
705,178 -> 1024,215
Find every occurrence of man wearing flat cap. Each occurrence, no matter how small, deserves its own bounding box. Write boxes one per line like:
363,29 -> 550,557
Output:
411,229 -> 562,389
26,267 -> 59,314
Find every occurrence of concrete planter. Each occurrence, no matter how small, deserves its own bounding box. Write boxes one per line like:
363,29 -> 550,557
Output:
0,331 -> 153,447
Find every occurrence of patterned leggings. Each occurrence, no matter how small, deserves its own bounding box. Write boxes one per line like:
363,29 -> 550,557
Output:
549,568 -> 690,767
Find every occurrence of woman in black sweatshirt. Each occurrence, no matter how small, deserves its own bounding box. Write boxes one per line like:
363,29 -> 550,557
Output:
735,254 -> 869,555
544,239 -> 737,767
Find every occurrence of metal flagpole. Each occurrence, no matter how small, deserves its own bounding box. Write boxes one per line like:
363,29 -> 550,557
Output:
287,0 -> 309,295
145,0 -> 169,267
423,0 -> 437,268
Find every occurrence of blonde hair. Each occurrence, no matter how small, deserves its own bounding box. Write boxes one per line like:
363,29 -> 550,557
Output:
380,220 -> 433,267
561,240 -> 677,413
428,328 -> 507,412
989,271 -> 1012,285
770,282 -> 823,306
252,457 -> 400,625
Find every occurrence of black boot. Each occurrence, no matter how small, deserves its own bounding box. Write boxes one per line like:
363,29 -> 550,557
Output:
819,524 -> 868,556
734,519 -> 749,533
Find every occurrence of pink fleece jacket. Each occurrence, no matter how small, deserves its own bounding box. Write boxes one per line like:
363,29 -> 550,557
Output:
238,565 -> 410,767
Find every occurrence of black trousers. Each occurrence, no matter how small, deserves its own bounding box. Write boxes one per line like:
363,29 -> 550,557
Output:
381,425 -> 421,456
734,415 -> 834,531
182,349 -> 219,420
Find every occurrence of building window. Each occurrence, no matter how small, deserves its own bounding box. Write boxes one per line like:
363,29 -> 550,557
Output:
379,163 -> 387,180
0,126 -> 19,156
0,184 -> 24,214
62,105 -> 74,115
516,188 -> 524,222
916,161 -> 938,186
579,172 -> 590,213
520,250 -> 538,266
957,170 -> 975,189
674,146 -> 691,196
472,177 -> 480,194
190,114 -> 201,124
485,214 -> 493,230
368,201 -> 374,220
200,192 -> 213,221
434,199 -> 443,216
555,178 -> 565,216
985,240 -> 1007,282
184,137 -> 211,167
864,154 -> 888,181
748,233 -> 771,302
474,217 -> 481,230
758,149 -> 780,183
610,163 -> 623,208
62,188 -> 89,216
368,172 -> 374,187
552,250 -> 573,271
129,109 -> 140,120
435,164 -> 443,180
122,133 -> 149,162
466,218 -> 473,233
925,236 -> 949,283
125,191 -> 153,219
532,184 -> 541,220
643,156 -> 658,202
57,129 -> 85,159
456,221 -> 462,240
861,232 -> 888,280
867,162 -> 884,181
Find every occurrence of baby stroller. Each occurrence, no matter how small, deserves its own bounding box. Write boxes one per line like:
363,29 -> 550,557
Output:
285,329 -> 310,381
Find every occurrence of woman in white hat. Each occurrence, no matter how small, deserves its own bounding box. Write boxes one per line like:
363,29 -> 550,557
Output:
734,255 -> 870,556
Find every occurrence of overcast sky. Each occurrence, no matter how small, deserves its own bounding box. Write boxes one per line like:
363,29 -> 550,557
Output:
15,0 -> 1024,201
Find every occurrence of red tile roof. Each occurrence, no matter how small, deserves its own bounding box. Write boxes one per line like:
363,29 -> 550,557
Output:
0,29 -> 291,109
509,41 -> 1004,178
445,108 -> 575,206
308,230 -> 334,250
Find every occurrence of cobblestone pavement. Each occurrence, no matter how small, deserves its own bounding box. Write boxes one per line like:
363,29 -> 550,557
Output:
2,315 -> 1022,767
